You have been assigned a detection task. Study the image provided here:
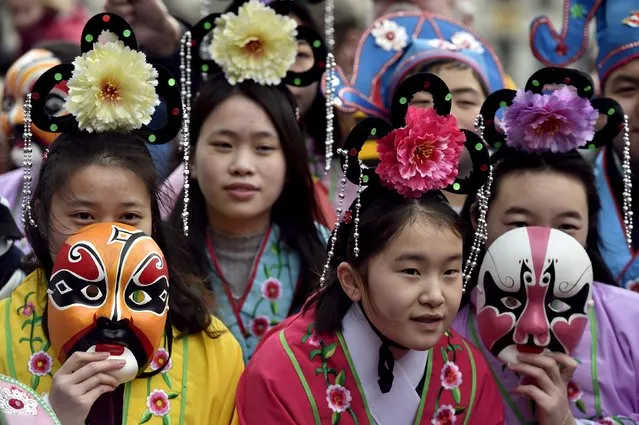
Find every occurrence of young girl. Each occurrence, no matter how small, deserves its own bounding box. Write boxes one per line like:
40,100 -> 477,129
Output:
0,13 -> 242,425
236,72 -> 504,424
166,0 -> 328,363
454,67 -> 639,424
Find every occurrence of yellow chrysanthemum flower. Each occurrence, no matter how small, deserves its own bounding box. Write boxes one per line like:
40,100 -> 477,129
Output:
66,31 -> 159,133
210,0 -> 298,85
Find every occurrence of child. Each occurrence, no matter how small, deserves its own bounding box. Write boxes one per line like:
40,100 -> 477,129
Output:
0,13 -> 243,425
166,1 -> 329,363
236,72 -> 504,424
455,67 -> 639,424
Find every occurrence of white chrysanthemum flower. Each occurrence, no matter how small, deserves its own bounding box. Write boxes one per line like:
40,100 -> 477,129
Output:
371,19 -> 409,52
65,32 -> 159,133
209,0 -> 298,85
451,32 -> 484,53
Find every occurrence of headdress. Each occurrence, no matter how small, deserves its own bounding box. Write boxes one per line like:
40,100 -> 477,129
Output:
464,67 -> 629,285
178,0 -> 330,236
530,0 -> 639,85
320,72 -> 491,290
21,13 -> 183,227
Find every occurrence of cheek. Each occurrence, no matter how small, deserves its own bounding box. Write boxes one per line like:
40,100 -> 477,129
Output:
260,154 -> 286,196
477,307 -> 515,351
485,215 -> 506,248
366,273 -> 416,320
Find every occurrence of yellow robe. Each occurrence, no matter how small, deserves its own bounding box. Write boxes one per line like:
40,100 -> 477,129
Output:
0,271 -> 243,425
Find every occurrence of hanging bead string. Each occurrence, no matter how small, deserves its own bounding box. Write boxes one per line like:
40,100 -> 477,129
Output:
21,94 -> 36,228
323,0 -> 335,173
319,148 -> 349,286
353,159 -> 363,258
622,114 -> 634,249
462,115 -> 491,292
180,32 -> 193,237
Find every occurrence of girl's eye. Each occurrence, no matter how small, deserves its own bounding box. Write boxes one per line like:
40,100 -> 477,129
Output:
121,213 -> 141,221
508,221 -> 528,228
444,269 -> 460,277
212,142 -> 232,150
558,223 -> 577,231
402,268 -> 420,276
73,212 -> 94,221
256,146 -> 275,153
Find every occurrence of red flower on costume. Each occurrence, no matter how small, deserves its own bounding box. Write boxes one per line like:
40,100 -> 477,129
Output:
28,352 -> 52,376
261,278 -> 282,301
566,380 -> 583,402
627,280 -> 639,293
597,419 -> 615,425
150,348 -> 172,373
325,384 -> 352,413
251,316 -> 270,337
146,389 -> 171,416
432,404 -> 456,425
440,361 -> 463,390
307,332 -> 321,347
376,106 -> 465,198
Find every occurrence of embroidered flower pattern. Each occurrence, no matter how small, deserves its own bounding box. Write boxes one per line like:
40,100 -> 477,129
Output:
150,348 -> 173,374
0,386 -> 38,415
307,332 -> 321,347
251,315 -> 271,337
440,361 -> 463,390
371,19 -> 409,51
450,32 -> 484,53
433,404 -> 457,425
146,389 -> 170,416
426,39 -> 459,51
597,419 -> 615,425
261,278 -> 282,301
623,11 -> 639,28
22,302 -> 34,316
28,352 -> 52,377
326,384 -> 352,413
627,279 -> 639,293
210,0 -> 298,85
566,380 -> 583,402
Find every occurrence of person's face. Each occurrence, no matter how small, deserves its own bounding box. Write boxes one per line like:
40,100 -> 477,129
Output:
603,60 -> 639,168
7,0 -> 45,31
48,164 -> 153,261
485,171 -> 589,248
339,216 -> 463,350
335,29 -> 362,81
193,94 -> 286,233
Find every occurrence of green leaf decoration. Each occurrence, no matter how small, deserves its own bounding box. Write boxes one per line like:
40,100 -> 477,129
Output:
139,410 -> 152,424
440,347 -> 449,362
21,320 -> 33,330
455,407 -> 466,415
315,367 -> 324,375
41,341 -> 50,352
269,320 -> 279,326
323,343 -> 338,359
452,344 -> 463,352
32,316 -> 42,326
452,387 -> 461,404
168,392 -> 179,400
162,415 -> 171,425
336,370 -> 346,386
270,302 -> 278,316
331,411 -> 341,425
327,368 -> 338,376
310,349 -> 322,360
301,334 -> 309,344
162,373 -> 173,389
30,375 -> 40,391
18,338 -> 31,343
576,400 -> 586,414
347,408 -> 360,425
612,418 -> 624,425
307,323 -> 314,333
263,264 -> 270,278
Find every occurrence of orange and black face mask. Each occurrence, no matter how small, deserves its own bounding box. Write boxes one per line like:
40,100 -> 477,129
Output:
48,223 -> 169,382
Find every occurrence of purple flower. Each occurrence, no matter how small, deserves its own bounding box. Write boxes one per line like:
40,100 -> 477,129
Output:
502,86 -> 598,153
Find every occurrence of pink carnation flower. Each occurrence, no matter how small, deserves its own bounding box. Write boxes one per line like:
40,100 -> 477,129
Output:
502,86 -> 598,153
376,106 -> 465,198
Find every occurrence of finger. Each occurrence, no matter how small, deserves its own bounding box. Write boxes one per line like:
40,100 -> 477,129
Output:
67,360 -> 126,385
508,362 -> 555,395
58,352 -> 110,375
517,353 -> 562,385
78,372 -> 120,395
544,352 -> 578,381
513,384 -> 552,409
82,384 -> 117,406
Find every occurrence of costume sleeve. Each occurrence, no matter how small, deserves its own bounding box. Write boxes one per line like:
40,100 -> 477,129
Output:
468,362 -> 504,425
210,327 -> 245,425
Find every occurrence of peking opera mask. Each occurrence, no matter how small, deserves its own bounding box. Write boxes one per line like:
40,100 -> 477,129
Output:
47,223 -> 169,383
476,226 -> 593,364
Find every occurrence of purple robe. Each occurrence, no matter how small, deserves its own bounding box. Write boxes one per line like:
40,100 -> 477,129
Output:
453,283 -> 639,424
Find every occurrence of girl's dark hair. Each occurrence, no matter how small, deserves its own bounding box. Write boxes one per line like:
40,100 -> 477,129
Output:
168,74 -> 326,315
460,149 -> 615,306
25,130 -> 217,339
313,187 -> 463,333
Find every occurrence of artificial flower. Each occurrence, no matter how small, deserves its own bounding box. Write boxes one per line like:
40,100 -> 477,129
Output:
146,389 -> 170,416
372,19 -> 409,52
66,31 -> 159,133
325,384 -> 352,413
451,32 -> 484,53
502,86 -> 598,153
376,106 -> 465,198
210,0 -> 297,85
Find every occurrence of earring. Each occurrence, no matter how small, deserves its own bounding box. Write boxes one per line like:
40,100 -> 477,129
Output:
21,93 -> 37,229
179,31 -> 193,237
622,114 -> 633,249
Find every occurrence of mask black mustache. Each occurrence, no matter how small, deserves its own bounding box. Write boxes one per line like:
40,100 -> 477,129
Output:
67,317 -> 150,373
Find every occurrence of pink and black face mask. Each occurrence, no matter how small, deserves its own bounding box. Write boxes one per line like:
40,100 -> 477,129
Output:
475,227 -> 593,364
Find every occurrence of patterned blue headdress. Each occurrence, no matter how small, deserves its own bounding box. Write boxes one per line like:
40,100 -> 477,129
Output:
531,0 -> 639,85
333,12 -> 508,119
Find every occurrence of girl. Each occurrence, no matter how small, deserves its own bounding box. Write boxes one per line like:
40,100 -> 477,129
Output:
0,13 -> 242,425
236,72 -> 504,424
453,67 -> 639,424
167,0 -> 328,363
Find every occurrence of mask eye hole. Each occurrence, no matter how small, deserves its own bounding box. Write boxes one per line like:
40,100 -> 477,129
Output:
501,296 -> 522,310
81,284 -> 102,301
548,299 -> 570,313
129,290 -> 151,306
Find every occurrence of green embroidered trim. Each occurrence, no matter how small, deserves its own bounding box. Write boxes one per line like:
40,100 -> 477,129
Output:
4,297 -> 16,379
460,338 -> 477,425
588,306 -> 602,417
122,382 -> 132,425
467,311 -> 532,425
179,336 -> 189,425
279,330 -> 321,424
413,349 -> 433,425
336,331 -> 375,424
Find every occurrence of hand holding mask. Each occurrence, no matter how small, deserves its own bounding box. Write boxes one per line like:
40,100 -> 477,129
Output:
47,223 -> 170,383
